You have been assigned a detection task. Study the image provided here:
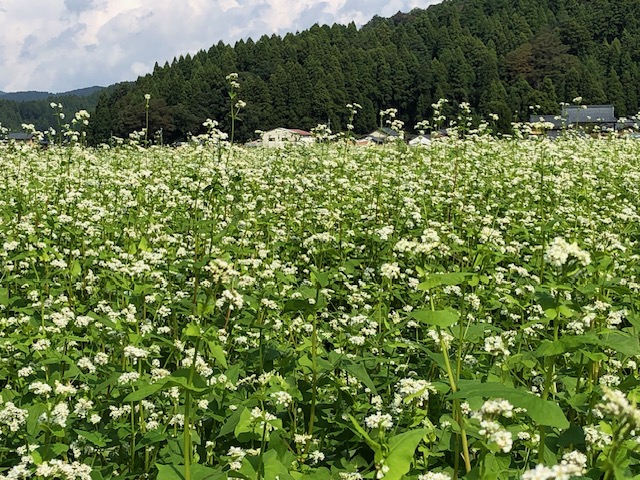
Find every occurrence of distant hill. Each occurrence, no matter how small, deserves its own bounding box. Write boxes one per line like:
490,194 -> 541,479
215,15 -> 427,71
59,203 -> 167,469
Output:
0,91 -> 52,102
0,86 -> 104,102
0,86 -> 111,133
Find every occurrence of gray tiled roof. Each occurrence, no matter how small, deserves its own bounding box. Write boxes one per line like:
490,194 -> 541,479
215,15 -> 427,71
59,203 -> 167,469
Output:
530,105 -> 618,130
562,105 -> 616,123
8,132 -> 32,140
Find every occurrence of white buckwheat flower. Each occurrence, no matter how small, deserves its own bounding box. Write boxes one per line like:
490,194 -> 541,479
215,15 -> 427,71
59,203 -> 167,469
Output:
544,237 -> 591,267
364,411 -> 393,430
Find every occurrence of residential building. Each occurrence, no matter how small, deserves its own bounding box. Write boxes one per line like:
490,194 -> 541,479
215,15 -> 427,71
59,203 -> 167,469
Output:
261,128 -> 313,147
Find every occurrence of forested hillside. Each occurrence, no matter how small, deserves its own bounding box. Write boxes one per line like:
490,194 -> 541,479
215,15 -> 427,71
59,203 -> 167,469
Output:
0,88 -> 105,133
52,0 -> 640,142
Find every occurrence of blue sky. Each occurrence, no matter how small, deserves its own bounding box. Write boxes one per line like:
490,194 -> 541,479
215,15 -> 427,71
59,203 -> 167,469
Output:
0,0 -> 441,93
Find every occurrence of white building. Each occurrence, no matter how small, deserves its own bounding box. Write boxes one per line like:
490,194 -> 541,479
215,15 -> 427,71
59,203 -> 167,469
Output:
261,128 -> 313,147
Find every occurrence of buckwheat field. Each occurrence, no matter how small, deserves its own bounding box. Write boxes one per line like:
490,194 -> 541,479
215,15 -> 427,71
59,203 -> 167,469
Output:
1,129 -> 640,479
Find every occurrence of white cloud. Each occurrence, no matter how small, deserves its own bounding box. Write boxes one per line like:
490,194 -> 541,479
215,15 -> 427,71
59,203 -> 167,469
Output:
218,0 -> 240,13
0,0 -> 441,92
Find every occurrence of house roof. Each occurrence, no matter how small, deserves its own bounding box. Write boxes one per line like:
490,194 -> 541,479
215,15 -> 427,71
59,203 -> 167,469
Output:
562,105 -> 616,123
366,127 -> 400,140
8,132 -> 32,140
374,127 -> 400,137
263,128 -> 311,136
409,134 -> 431,146
287,128 -> 311,136
530,105 -> 618,130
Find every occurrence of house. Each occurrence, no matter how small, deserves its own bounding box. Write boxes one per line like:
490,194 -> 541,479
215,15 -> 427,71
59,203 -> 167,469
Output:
261,128 -> 313,148
361,127 -> 401,144
529,105 -> 620,137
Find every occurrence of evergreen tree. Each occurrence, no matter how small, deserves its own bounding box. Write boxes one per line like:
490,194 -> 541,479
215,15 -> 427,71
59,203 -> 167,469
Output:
607,68 -> 626,116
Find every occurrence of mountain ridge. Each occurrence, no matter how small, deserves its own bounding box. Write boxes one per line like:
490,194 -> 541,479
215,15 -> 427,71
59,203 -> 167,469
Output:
0,86 -> 104,102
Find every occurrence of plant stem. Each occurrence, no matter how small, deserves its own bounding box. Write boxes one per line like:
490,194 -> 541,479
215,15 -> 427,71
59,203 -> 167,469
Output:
184,390 -> 191,480
130,400 -> 136,472
538,356 -> 555,464
184,336 -> 202,480
257,419 -> 268,480
304,311 -> 318,456
437,326 -> 471,474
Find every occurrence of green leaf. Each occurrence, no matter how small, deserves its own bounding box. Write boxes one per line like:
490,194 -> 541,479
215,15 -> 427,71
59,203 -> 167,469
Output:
343,362 -> 377,395
184,323 -> 201,338
557,425 -> 586,447
283,299 -> 313,313
452,380 -> 569,429
347,414 -> 382,459
0,287 -> 8,306
139,429 -> 168,447
534,334 -> 601,357
262,450 -> 296,480
310,269 -> 330,288
138,237 -> 149,252
218,406 -> 244,438
557,305 -> 575,318
73,429 -> 108,447
48,444 -> 69,456
122,380 -> 166,402
267,430 -> 295,465
599,331 -> 640,356
535,290 -> 556,311
70,260 -> 81,277
192,464 -> 226,480
292,467 -> 332,480
156,463 -> 225,480
156,464 -> 183,480
383,428 -> 429,480
234,407 -> 255,438
481,452 -> 510,480
411,308 -> 460,328
418,273 -> 467,290
581,350 -> 607,362
123,368 -> 209,402
208,343 -> 228,369
164,369 -> 210,395
27,403 -> 47,436
30,450 -> 42,466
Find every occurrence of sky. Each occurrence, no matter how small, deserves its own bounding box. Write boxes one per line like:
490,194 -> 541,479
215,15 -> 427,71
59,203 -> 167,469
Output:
0,0 -> 441,93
